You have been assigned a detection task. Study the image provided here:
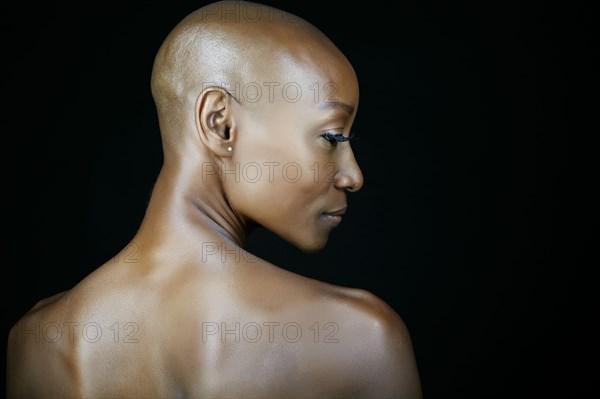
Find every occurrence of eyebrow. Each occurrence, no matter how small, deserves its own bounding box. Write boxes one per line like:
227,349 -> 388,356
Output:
318,101 -> 355,115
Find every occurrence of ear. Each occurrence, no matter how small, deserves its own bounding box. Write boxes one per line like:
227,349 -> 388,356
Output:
195,88 -> 235,157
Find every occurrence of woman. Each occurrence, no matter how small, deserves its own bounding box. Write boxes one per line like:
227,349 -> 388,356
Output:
7,1 -> 422,397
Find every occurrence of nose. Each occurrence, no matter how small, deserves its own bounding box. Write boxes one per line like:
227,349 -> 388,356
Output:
333,147 -> 364,192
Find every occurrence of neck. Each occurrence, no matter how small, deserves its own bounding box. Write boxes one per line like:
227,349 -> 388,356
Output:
131,158 -> 255,262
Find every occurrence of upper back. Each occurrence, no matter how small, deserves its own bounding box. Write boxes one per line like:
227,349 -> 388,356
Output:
8,255 -> 416,398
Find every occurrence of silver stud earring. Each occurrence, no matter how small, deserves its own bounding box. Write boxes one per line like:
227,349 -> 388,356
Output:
226,146 -> 233,152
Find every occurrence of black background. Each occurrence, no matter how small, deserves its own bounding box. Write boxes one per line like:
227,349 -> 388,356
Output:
1,1 -> 595,397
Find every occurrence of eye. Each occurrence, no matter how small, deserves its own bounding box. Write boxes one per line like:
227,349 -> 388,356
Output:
321,131 -> 354,147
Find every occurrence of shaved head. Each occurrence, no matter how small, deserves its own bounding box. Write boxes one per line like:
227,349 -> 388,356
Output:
150,0 -> 356,157
147,1 -> 362,252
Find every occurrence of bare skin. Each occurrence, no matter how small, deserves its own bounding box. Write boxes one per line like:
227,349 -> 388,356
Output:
7,1 -> 422,398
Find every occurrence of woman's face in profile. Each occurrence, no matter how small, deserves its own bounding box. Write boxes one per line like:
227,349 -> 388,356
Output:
224,66 -> 363,252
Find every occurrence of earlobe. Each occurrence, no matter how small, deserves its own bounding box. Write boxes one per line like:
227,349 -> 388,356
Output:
195,88 -> 235,156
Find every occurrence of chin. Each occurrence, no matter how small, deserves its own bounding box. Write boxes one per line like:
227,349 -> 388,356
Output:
271,225 -> 330,254
296,235 -> 329,254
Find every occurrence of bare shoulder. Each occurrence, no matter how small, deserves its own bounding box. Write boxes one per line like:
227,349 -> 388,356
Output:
6,260 -> 149,398
322,286 -> 423,398
7,290 -> 80,398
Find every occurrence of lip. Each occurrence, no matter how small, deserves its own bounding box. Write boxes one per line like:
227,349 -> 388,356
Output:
323,206 -> 347,217
321,206 -> 347,226
321,214 -> 343,226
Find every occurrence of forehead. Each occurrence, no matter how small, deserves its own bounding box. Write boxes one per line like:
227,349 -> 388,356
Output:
232,31 -> 359,120
257,50 -> 358,116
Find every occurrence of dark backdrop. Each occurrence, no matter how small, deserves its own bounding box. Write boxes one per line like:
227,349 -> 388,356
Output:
2,1 -> 594,397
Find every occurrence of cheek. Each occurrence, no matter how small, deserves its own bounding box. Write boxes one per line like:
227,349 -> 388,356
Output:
225,113 -> 333,245
230,132 -> 329,216
232,174 -> 330,252
225,160 -> 329,225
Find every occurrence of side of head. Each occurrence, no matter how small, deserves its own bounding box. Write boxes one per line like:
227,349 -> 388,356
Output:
151,1 -> 363,252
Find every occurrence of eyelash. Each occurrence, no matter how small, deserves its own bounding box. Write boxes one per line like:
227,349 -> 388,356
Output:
321,131 -> 354,147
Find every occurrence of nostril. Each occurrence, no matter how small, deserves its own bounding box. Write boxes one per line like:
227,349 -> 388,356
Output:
351,178 -> 364,192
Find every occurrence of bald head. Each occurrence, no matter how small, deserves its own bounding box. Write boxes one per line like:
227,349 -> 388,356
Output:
150,1 -> 355,156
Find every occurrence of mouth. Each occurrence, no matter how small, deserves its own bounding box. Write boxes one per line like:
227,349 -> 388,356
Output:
321,206 -> 347,226
324,206 -> 347,217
